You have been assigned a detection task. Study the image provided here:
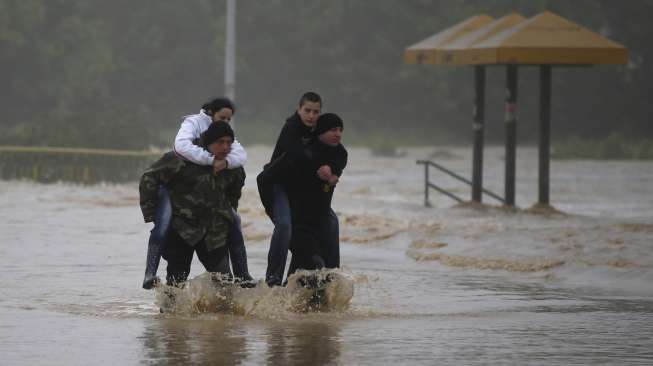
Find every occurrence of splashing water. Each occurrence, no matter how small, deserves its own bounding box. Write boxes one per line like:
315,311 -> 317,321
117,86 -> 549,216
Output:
154,269 -> 354,318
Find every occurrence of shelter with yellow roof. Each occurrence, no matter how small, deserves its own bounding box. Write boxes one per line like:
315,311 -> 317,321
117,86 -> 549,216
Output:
406,11 -> 627,209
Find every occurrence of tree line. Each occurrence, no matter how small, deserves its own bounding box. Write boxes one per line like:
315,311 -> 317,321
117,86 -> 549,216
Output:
1,0 -> 651,150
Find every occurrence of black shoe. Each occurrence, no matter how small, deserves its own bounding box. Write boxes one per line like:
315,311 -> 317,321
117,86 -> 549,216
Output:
142,276 -> 160,290
266,275 -> 283,288
242,281 -> 257,289
234,276 -> 257,288
238,273 -> 254,282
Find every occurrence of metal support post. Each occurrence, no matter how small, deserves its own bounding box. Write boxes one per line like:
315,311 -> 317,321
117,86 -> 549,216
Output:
504,65 -> 518,206
472,65 -> 486,203
538,65 -> 552,205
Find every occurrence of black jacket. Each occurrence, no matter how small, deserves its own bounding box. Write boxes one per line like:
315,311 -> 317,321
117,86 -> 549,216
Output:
257,140 -> 347,222
258,112 -> 314,219
256,151 -> 291,219
286,141 -> 347,226
269,113 -> 315,163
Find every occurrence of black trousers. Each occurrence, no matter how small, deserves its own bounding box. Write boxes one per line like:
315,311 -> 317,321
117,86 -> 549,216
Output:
287,225 -> 325,278
162,228 -> 231,286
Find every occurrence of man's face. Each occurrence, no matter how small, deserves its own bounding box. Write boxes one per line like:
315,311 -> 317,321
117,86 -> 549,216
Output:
212,108 -> 234,123
318,127 -> 343,147
297,101 -> 321,128
207,136 -> 233,160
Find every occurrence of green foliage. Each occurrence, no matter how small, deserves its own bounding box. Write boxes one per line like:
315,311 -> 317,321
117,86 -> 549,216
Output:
552,134 -> 653,160
0,0 -> 652,150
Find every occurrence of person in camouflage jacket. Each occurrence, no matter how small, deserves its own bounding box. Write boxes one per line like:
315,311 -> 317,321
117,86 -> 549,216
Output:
139,121 -> 245,286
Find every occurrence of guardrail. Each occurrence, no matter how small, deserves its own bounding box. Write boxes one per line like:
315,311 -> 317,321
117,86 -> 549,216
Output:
0,145 -> 164,184
416,160 -> 505,206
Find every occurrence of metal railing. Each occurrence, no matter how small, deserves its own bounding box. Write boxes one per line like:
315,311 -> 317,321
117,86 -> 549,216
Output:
416,160 -> 505,206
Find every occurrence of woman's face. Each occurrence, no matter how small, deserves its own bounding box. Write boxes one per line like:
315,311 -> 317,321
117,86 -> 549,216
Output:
212,108 -> 234,123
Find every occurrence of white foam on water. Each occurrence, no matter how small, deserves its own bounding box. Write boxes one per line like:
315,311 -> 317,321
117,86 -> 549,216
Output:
152,269 -> 355,319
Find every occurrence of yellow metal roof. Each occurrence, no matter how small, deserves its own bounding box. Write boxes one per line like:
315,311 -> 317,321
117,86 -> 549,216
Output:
438,13 -> 527,65
403,14 -> 494,65
465,11 -> 628,65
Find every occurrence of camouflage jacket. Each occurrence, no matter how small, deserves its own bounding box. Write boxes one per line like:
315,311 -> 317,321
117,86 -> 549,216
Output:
139,152 -> 245,252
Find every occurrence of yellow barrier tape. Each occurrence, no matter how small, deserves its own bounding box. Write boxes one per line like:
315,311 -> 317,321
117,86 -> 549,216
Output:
0,145 -> 165,157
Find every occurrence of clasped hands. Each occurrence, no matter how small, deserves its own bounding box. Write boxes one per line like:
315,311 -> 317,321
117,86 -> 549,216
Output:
317,165 -> 339,186
212,158 -> 227,174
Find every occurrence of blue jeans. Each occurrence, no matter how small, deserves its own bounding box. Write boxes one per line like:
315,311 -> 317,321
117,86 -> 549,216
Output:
151,187 -> 172,243
227,208 -> 253,281
265,184 -> 340,286
143,186 -> 172,289
265,185 -> 292,286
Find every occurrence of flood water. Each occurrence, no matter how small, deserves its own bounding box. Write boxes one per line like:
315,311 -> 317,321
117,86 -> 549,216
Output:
1,146 -> 652,365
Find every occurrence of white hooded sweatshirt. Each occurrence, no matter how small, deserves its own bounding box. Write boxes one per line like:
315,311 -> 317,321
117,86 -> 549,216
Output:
173,110 -> 247,168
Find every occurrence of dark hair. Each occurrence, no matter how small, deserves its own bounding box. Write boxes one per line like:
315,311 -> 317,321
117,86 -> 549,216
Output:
202,97 -> 235,116
298,92 -> 322,107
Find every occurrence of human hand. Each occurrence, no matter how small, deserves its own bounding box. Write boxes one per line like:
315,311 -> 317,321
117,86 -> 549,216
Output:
317,165 -> 332,181
327,175 -> 339,186
213,158 -> 227,174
